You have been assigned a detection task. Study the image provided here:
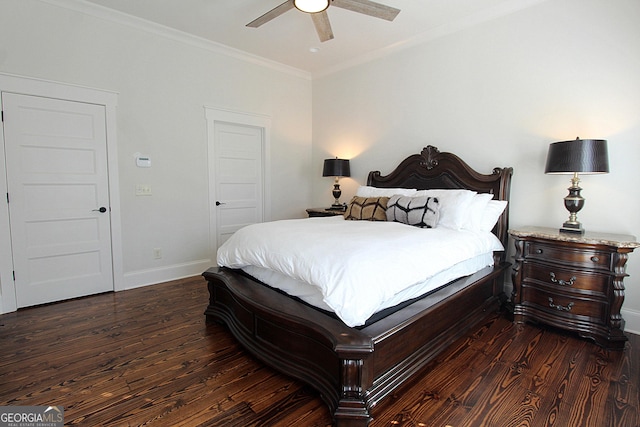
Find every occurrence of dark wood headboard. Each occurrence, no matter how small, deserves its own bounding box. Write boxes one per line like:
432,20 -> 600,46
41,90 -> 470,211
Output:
367,146 -> 513,260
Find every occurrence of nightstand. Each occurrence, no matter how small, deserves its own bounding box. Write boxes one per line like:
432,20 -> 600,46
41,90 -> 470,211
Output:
509,226 -> 639,350
306,207 -> 345,218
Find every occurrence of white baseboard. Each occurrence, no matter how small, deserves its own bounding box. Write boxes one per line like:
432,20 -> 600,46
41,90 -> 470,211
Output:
622,308 -> 640,336
122,259 -> 213,290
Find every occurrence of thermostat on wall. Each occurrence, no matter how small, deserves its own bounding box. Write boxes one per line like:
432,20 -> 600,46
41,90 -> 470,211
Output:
136,155 -> 151,168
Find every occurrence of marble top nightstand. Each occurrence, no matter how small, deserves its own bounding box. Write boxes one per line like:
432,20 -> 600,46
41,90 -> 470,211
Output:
509,226 -> 638,349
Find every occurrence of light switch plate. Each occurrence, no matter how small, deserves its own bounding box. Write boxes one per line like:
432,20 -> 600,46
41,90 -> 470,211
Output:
135,184 -> 152,196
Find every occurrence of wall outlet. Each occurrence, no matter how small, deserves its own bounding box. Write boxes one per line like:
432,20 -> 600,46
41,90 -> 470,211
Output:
153,248 -> 162,259
136,184 -> 152,196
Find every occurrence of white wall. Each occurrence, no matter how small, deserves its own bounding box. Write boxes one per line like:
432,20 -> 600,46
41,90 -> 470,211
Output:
312,0 -> 640,332
0,0 -> 312,310
2,0 -> 639,334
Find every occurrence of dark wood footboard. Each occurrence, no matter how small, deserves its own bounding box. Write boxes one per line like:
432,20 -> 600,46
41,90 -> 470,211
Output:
204,263 -> 509,426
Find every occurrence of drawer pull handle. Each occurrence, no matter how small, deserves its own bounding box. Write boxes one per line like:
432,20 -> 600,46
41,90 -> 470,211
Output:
535,248 -> 543,254
591,256 -> 600,262
549,272 -> 576,286
548,297 -> 574,312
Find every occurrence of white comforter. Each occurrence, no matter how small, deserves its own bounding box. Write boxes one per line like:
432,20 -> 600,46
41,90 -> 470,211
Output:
217,216 -> 504,327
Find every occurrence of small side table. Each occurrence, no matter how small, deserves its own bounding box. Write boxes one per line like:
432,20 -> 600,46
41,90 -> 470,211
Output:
509,226 -> 639,350
306,207 -> 345,218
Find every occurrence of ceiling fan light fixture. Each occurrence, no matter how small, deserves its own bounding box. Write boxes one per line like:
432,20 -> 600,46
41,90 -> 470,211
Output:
294,0 -> 330,14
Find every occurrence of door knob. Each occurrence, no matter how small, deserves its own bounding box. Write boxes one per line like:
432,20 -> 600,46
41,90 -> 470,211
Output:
93,207 -> 107,213
215,201 -> 226,206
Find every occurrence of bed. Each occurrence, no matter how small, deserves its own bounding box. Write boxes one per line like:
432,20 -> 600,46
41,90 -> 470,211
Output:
203,146 -> 513,426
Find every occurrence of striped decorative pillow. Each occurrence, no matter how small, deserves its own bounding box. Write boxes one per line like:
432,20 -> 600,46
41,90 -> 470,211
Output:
386,195 -> 440,228
344,196 -> 389,221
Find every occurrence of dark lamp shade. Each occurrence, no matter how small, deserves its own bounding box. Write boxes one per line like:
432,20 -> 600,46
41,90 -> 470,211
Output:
545,138 -> 609,174
322,158 -> 350,177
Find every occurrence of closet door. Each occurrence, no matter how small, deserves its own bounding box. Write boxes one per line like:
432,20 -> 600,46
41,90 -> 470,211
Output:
2,92 -> 113,307
213,121 -> 264,248
206,107 -> 271,253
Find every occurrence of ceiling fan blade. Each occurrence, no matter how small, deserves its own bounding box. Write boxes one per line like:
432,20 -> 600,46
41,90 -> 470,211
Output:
311,11 -> 334,42
246,0 -> 295,28
331,0 -> 400,21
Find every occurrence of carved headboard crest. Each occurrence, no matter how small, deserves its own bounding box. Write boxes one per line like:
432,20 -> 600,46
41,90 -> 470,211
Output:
419,145 -> 440,170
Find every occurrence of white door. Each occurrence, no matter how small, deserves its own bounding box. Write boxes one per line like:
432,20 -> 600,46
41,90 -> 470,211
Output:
2,93 -> 113,308
214,121 -> 264,248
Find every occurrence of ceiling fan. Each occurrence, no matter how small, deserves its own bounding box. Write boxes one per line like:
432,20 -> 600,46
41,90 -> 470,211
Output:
246,0 -> 401,42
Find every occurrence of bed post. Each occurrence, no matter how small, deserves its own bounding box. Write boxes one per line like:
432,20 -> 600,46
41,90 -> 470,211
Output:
334,357 -> 372,426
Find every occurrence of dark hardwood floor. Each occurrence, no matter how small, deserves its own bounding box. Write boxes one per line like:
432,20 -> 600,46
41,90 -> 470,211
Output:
0,276 -> 637,426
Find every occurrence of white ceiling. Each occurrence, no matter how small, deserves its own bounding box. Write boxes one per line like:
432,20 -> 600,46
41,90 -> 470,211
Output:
78,0 -> 547,76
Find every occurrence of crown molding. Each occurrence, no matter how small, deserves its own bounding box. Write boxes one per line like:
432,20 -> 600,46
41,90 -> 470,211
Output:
37,0 -> 311,80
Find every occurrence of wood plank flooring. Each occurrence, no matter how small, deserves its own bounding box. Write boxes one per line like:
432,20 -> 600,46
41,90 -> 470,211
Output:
0,275 -> 637,426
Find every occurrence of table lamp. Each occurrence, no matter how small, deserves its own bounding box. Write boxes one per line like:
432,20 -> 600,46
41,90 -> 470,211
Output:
322,158 -> 350,210
544,137 -> 609,234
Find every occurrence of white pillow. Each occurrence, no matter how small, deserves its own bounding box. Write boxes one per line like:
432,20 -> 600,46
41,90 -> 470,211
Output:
478,200 -> 508,231
414,189 -> 477,230
465,193 -> 494,231
356,185 -> 418,198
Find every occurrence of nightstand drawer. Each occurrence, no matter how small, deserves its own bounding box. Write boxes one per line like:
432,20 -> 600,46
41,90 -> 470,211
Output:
522,263 -> 610,295
520,286 -> 608,323
525,241 -> 611,271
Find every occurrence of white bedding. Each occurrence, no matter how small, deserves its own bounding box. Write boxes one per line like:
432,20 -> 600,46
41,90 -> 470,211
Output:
241,252 -> 494,318
217,216 -> 504,327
